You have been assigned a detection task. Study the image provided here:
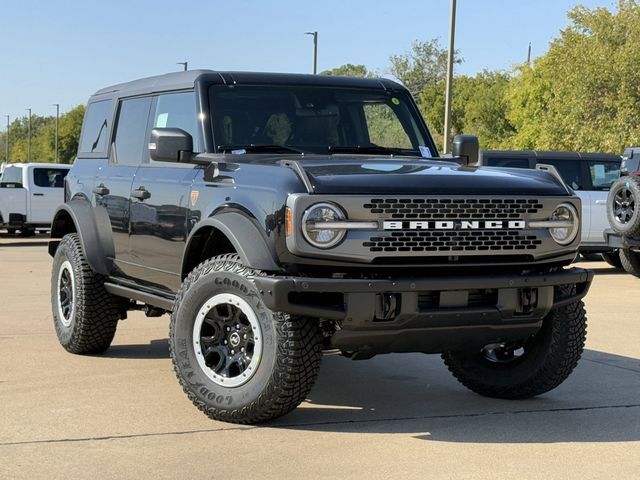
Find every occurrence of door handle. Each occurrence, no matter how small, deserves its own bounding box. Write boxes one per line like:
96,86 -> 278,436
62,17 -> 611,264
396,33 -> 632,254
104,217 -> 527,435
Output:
33,193 -> 44,196
131,186 -> 151,200
93,185 -> 110,196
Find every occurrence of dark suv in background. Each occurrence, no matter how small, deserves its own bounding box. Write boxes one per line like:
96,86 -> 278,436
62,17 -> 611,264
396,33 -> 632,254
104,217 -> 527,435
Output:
48,70 -> 592,424
479,150 -> 622,266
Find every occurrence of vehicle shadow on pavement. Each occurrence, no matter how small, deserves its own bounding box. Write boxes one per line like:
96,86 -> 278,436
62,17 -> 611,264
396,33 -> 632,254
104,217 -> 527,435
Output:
270,349 -> 640,442
98,338 -> 169,359
590,267 -> 629,276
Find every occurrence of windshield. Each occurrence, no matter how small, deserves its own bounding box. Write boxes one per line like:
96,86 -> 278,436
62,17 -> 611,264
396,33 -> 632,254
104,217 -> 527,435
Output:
209,85 -> 433,156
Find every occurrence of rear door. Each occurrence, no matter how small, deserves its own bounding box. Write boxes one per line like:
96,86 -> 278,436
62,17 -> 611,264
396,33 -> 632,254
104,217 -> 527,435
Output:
584,156 -> 622,244
97,96 -> 153,278
129,91 -> 201,291
28,166 -> 69,223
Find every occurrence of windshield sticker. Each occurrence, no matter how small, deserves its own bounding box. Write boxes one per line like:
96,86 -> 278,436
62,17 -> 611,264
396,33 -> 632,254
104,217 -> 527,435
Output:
155,113 -> 168,128
231,149 -> 246,155
419,146 -> 432,158
391,97 -> 400,105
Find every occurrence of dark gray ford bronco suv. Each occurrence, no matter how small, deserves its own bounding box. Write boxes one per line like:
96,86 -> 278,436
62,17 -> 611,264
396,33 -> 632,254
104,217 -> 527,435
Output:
49,70 -> 592,424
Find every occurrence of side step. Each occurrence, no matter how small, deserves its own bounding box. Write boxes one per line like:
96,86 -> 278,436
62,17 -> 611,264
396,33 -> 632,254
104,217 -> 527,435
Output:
104,282 -> 175,311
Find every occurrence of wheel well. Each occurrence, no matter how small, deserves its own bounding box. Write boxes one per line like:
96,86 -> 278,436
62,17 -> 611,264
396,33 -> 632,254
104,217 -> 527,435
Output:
182,227 -> 236,278
48,210 -> 78,257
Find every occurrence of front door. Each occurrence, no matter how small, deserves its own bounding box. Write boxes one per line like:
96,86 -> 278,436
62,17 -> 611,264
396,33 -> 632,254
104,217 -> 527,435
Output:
129,91 -> 201,291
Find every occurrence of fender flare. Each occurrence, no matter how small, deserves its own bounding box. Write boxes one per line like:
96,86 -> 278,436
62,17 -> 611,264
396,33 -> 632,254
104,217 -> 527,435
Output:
182,212 -> 281,274
48,199 -> 115,275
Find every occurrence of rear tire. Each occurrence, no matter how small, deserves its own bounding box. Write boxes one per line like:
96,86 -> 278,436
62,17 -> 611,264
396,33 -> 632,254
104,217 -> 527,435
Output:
602,250 -> 623,269
170,254 -> 323,424
442,285 -> 586,399
50,233 -> 122,354
619,248 -> 640,277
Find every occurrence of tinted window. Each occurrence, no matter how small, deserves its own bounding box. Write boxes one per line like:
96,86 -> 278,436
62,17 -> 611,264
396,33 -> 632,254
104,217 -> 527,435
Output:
33,168 -> 69,188
153,92 -> 198,140
114,97 -> 152,166
589,160 -> 620,191
0,166 -> 23,185
486,157 -> 529,168
79,100 -> 112,154
209,85 -> 429,155
541,160 -> 583,190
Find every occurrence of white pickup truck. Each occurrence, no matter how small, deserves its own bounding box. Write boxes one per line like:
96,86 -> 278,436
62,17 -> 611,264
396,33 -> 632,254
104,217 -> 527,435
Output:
0,163 -> 71,236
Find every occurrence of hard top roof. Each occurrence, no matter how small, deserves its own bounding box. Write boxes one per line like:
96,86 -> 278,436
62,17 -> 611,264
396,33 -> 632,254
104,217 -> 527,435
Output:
92,70 -> 405,99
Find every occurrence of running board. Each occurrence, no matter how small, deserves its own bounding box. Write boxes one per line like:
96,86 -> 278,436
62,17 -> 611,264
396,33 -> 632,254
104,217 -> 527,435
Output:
104,282 -> 175,311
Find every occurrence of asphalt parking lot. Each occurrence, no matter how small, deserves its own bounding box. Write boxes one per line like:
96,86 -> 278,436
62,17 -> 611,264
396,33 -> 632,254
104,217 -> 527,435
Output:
0,234 -> 639,480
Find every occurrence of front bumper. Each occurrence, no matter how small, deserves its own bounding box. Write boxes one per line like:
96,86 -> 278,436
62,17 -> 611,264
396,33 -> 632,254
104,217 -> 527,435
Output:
254,268 -> 593,355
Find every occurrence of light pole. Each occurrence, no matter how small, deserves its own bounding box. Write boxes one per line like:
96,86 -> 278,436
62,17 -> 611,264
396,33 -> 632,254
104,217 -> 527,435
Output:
177,61 -> 188,71
4,115 -> 8,163
305,31 -> 318,74
443,0 -> 456,154
53,104 -> 59,163
26,108 -> 32,162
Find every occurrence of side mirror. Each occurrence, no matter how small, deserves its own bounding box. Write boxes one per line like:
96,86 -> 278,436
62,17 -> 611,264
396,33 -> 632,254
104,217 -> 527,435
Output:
451,134 -> 479,166
149,128 -> 193,163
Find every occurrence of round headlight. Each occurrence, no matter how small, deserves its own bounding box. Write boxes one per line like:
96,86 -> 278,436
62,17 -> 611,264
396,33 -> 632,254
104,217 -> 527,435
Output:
549,203 -> 579,245
302,203 -> 346,248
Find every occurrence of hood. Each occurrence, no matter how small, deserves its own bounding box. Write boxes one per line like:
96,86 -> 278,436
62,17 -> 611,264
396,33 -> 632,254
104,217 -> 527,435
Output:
297,157 -> 569,196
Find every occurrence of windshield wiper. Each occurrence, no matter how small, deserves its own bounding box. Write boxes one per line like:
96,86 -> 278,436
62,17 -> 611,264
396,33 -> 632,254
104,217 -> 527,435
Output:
327,145 -> 419,156
218,144 -> 307,155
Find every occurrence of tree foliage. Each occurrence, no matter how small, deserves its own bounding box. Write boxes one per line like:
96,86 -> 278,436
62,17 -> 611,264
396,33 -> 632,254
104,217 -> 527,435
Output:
320,64 -> 372,77
0,105 -> 84,164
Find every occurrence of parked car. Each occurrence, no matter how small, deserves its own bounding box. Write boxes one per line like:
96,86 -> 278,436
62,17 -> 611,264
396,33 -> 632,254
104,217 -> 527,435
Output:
0,163 -> 71,235
49,70 -> 591,424
478,150 -> 622,267
605,147 -> 640,275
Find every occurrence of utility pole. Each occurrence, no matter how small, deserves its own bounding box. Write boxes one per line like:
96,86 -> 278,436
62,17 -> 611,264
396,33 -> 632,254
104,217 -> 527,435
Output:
305,31 -> 318,74
177,61 -> 188,71
4,115 -> 8,163
443,0 -> 457,154
53,104 -> 59,163
26,108 -> 31,162
527,42 -> 532,65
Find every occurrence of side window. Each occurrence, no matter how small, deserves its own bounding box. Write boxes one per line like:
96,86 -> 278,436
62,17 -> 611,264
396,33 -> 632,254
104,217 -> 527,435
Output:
79,100 -> 112,155
151,92 -> 199,148
113,97 -> 152,166
542,160 -> 582,190
0,166 -> 23,187
588,160 -> 620,191
486,157 -> 529,169
33,168 -> 69,188
363,103 -> 412,149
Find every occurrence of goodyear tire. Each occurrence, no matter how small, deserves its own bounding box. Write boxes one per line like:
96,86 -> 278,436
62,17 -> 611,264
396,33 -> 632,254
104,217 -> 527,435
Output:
51,233 -> 122,354
608,176 -> 640,236
619,248 -> 640,277
442,285 -> 586,399
170,254 -> 323,424
601,250 -> 623,269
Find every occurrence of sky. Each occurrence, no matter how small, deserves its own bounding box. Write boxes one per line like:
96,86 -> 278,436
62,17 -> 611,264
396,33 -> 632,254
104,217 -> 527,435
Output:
0,0 -> 617,124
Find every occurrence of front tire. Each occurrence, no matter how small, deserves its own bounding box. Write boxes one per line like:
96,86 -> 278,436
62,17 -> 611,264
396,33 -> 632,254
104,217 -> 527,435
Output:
442,285 -> 586,399
170,254 -> 323,424
50,233 -> 122,354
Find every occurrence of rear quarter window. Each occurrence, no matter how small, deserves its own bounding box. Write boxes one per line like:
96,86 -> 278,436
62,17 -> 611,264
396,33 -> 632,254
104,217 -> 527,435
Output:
79,99 -> 113,155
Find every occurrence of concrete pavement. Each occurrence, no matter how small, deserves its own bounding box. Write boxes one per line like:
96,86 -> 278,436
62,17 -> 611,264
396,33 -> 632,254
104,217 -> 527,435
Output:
0,234 -> 638,479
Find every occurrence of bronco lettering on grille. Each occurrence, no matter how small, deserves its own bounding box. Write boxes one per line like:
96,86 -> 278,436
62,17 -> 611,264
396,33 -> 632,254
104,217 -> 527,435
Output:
382,220 -> 526,230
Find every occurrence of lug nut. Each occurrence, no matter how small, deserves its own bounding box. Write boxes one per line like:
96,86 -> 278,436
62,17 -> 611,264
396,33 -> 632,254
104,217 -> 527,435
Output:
231,349 -> 235,354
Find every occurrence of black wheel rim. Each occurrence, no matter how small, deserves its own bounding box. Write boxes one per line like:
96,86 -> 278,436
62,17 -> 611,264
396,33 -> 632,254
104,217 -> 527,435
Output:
614,187 -> 635,224
481,342 -> 526,364
193,294 -> 262,387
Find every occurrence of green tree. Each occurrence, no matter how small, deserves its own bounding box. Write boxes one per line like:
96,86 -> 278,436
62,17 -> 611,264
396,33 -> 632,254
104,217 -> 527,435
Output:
320,64 -> 372,77
506,0 -> 640,152
388,39 -> 461,97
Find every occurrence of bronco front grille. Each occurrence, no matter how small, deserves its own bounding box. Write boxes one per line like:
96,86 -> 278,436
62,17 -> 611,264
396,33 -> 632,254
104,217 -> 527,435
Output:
364,230 -> 543,253
364,198 -> 544,220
